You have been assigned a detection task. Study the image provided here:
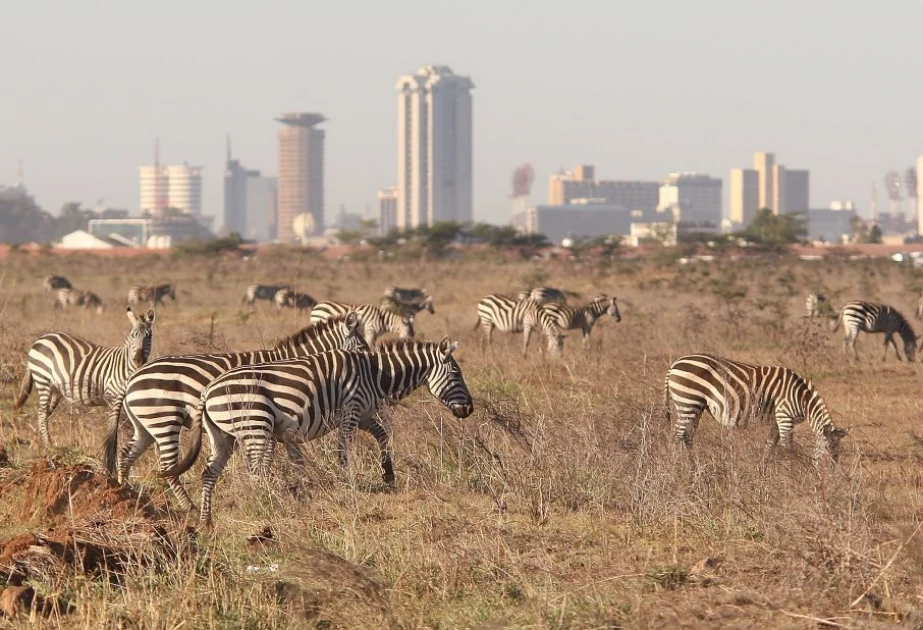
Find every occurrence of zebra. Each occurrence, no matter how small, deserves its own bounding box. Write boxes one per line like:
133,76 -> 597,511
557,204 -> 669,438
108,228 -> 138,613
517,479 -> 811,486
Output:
106,313 -> 368,510
832,301 -> 919,361
382,286 -> 429,305
474,294 -> 564,357
42,275 -> 72,292
542,294 -> 621,349
380,294 -> 435,318
242,284 -> 291,306
128,283 -> 176,306
311,301 -> 414,347
805,293 -> 827,318
916,292 -> 923,320
273,288 -> 317,311
517,287 -> 569,304
55,288 -> 104,314
664,353 -> 850,464
15,308 -> 155,448
166,338 -> 473,527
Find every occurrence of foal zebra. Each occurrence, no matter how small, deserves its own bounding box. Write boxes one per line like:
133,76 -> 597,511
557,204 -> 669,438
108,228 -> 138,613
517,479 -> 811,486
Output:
55,288 -> 104,313
107,313 -> 367,510
43,275 -> 72,292
833,301 -> 918,361
517,287 -> 569,304
542,295 -> 620,349
805,293 -> 826,318
273,288 -> 317,311
242,284 -> 291,306
311,301 -> 415,346
128,283 -> 176,306
475,294 -> 564,357
380,294 -> 435,318
664,353 -> 849,464
16,308 -> 155,447
171,339 -> 473,527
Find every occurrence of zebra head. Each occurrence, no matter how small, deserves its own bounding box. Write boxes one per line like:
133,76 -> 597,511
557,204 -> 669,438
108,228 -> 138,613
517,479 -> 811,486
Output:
821,425 -> 850,462
167,284 -> 177,301
427,338 -> 474,418
396,315 -> 415,340
125,307 -> 156,367
606,296 -> 621,322
341,311 -> 370,352
421,295 -> 436,314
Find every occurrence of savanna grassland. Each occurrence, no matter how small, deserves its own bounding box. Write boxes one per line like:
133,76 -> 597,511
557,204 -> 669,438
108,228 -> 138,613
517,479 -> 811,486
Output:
0,248 -> 922,629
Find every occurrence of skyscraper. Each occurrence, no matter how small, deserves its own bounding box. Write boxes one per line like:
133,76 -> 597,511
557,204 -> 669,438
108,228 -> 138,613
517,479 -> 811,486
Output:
658,172 -> 723,226
378,186 -> 398,235
224,141 -> 277,242
732,152 -> 810,220
139,165 -> 168,215
165,163 -> 203,216
396,65 -> 474,229
916,155 -> 923,235
729,168 -> 759,226
276,113 -> 326,242
548,165 -> 660,212
753,151 -> 775,212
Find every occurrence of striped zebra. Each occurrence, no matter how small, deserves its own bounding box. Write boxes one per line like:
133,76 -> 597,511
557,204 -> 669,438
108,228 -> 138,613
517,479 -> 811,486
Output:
805,293 -> 826,318
383,286 -> 429,304
832,301 -> 919,361
42,275 -> 72,292
517,287 -> 569,304
542,294 -> 621,349
273,288 -> 317,311
311,301 -> 415,346
128,283 -> 176,306
15,308 -> 155,447
475,294 -> 564,357
55,288 -> 104,314
106,313 -> 367,509
916,292 -> 923,320
167,338 -> 473,527
380,294 -> 435,317
664,353 -> 849,463
242,284 -> 291,306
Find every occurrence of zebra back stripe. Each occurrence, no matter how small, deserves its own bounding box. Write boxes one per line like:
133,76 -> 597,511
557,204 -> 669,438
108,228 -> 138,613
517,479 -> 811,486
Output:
310,301 -> 415,346
834,301 -> 918,361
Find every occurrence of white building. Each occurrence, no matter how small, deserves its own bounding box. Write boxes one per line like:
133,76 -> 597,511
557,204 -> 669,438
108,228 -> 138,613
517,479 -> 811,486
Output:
807,202 -> 856,243
524,199 -> 637,245
139,162 -> 202,216
658,172 -> 723,228
378,186 -> 398,234
396,65 -> 474,229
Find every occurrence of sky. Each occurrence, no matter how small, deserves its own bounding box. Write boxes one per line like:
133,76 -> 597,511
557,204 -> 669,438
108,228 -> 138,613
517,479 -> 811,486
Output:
2,1 -> 922,227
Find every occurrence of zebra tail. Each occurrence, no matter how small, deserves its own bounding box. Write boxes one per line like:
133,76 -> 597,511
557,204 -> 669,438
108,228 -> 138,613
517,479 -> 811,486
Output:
103,395 -> 125,476
472,318 -> 481,331
159,400 -> 204,479
662,376 -> 672,423
13,371 -> 32,410
831,310 -> 843,333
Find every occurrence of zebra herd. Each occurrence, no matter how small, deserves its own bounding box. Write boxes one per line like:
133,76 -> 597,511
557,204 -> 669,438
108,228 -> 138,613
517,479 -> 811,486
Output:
45,275 -> 177,312
20,277 -> 922,528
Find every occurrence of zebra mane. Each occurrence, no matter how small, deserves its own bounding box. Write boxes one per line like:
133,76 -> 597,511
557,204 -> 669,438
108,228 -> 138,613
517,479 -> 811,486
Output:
271,315 -> 352,349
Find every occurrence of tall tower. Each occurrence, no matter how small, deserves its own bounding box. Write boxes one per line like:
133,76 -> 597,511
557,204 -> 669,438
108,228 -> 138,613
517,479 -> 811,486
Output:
753,151 -> 775,213
396,65 -> 474,229
139,139 -> 169,216
276,113 -> 326,242
166,163 -> 203,215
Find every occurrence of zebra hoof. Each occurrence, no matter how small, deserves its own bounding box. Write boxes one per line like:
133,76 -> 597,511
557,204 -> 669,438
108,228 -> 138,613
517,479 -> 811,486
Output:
383,472 -> 395,485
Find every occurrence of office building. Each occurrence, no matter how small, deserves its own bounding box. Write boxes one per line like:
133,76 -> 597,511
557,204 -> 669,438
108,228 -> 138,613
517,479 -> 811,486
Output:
523,199 -> 641,245
806,202 -> 856,243
139,165 -> 168,215
731,152 -> 810,221
658,172 -> 722,228
396,65 -> 474,229
224,144 -> 277,242
165,164 -> 202,216
549,165 -> 659,212
729,168 -> 759,226
277,112 -> 326,242
378,187 -> 398,235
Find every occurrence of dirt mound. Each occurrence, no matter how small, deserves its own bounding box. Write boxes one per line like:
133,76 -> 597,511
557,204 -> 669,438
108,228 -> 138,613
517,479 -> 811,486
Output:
0,459 -> 188,619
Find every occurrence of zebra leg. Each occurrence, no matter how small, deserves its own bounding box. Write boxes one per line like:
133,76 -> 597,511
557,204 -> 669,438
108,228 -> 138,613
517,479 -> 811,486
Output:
884,334 -> 901,361
36,387 -> 61,448
483,323 -> 494,349
118,428 -> 154,484
848,332 -> 860,360
522,325 -> 533,356
673,405 -> 703,448
761,421 -> 780,467
337,410 -> 362,475
199,424 -> 234,529
359,415 -> 394,484
775,415 -> 794,450
154,426 -> 196,511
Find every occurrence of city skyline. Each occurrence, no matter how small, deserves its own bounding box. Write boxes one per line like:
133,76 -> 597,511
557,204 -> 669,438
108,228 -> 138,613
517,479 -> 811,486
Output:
3,2 -> 922,227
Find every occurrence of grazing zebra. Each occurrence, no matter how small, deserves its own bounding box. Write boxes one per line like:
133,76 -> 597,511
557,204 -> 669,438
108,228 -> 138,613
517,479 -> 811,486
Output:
664,353 -> 849,463
273,288 -> 317,311
380,294 -> 435,317
128,283 -> 176,306
106,314 -> 367,509
169,338 -> 473,527
517,287 -> 569,304
15,308 -> 155,447
242,284 -> 291,306
474,294 -> 564,357
383,286 -> 429,305
805,293 -> 827,318
42,275 -> 72,292
542,294 -> 621,349
55,288 -> 104,314
311,301 -> 414,346
832,301 -> 918,361
916,292 -> 923,320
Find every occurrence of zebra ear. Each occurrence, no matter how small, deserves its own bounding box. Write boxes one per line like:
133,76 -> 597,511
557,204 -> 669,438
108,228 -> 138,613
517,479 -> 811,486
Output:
345,311 -> 360,330
126,307 -> 137,323
147,309 -> 156,322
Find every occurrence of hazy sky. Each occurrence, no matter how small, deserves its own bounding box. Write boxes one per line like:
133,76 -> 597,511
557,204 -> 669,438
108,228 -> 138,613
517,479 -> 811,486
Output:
3,1 -> 922,226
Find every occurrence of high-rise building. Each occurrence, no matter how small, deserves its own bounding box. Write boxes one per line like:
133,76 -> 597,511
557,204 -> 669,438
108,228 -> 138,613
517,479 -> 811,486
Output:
378,186 -> 398,235
917,155 -> 923,235
396,65 -> 474,229
276,112 -> 326,242
223,142 -> 277,242
729,168 -> 759,226
165,164 -> 203,216
548,165 -> 660,212
734,152 -> 810,218
658,172 -> 723,227
139,165 -> 168,215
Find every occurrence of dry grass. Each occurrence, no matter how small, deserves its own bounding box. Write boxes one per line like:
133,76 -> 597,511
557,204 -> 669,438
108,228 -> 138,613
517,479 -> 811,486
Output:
0,250 -> 920,628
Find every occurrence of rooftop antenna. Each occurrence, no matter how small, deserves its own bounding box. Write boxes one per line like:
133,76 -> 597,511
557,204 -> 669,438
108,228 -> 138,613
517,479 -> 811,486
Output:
226,134 -> 232,163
